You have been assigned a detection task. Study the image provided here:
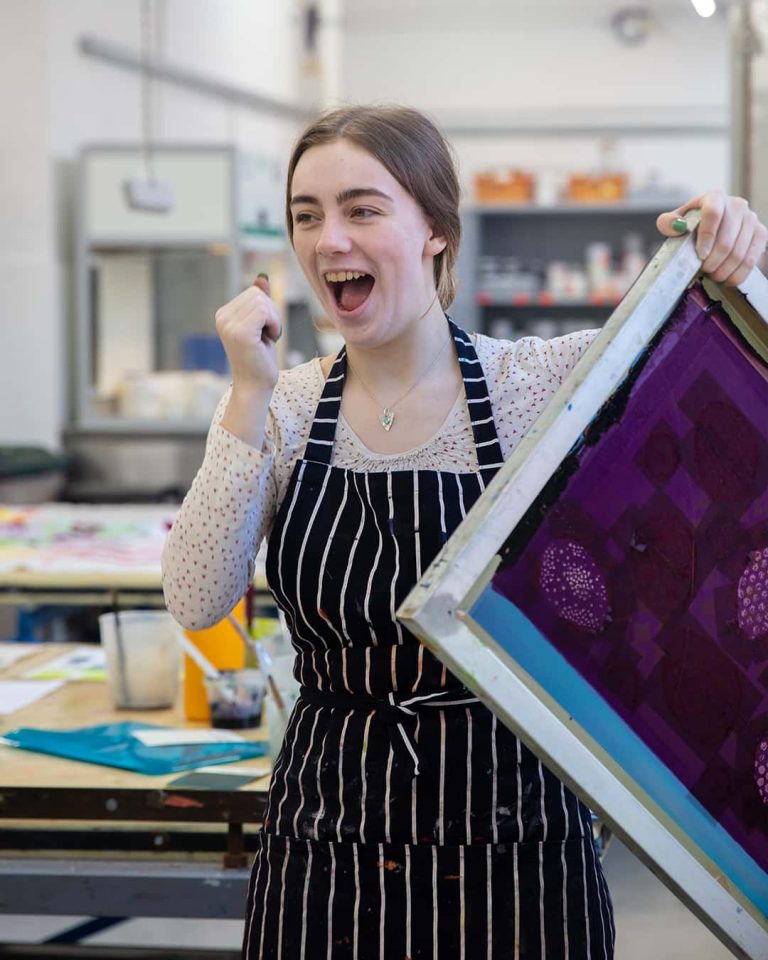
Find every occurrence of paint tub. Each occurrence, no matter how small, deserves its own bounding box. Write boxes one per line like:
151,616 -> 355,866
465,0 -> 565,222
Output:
203,669 -> 266,729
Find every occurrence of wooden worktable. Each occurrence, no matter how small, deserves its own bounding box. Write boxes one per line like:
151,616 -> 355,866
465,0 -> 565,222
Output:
0,644 -> 271,792
0,644 -> 275,927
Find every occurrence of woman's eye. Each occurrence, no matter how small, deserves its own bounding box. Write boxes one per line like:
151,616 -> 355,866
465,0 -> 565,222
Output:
294,212 -> 317,225
351,207 -> 377,219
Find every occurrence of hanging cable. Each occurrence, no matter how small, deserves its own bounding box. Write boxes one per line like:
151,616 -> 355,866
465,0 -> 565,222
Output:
139,0 -> 154,180
124,0 -> 173,212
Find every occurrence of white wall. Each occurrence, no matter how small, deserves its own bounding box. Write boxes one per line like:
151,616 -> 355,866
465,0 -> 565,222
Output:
748,2 -> 768,219
340,1 -> 730,200
0,0 -> 61,450
46,0 -> 303,156
0,0 -> 304,450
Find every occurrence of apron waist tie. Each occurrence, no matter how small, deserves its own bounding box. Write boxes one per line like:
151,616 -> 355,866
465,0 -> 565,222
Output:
298,685 -> 481,779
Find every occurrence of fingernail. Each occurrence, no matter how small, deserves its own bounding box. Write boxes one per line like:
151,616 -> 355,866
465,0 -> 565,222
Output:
672,218 -> 688,234
257,272 -> 269,281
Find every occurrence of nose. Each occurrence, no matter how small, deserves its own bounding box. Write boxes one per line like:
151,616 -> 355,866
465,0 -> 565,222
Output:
315,214 -> 352,257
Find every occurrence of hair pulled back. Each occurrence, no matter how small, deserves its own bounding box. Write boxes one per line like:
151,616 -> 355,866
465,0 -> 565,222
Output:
286,104 -> 461,310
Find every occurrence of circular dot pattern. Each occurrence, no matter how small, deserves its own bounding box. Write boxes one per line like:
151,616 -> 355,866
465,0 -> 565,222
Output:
737,547 -> 768,639
756,735 -> 768,806
540,540 -> 609,631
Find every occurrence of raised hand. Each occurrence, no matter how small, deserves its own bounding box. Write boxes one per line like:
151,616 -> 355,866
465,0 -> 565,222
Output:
657,190 -> 768,286
215,274 -> 282,393
216,274 -> 282,448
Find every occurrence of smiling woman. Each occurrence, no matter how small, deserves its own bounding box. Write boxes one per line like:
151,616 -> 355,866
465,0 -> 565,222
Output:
161,103 -> 768,959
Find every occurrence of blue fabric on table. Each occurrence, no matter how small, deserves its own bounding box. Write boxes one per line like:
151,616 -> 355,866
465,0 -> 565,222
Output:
2,721 -> 267,775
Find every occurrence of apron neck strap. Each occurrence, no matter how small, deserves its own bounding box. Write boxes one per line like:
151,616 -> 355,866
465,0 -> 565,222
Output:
303,318 -> 504,477
302,348 -> 347,465
449,319 -> 504,479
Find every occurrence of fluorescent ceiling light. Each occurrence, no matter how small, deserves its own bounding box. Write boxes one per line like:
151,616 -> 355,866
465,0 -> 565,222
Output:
690,0 -> 717,17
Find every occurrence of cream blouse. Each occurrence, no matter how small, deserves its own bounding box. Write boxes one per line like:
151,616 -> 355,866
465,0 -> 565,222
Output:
162,329 -> 598,630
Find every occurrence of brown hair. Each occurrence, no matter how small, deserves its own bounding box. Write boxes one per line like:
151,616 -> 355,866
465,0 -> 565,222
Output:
285,104 -> 461,310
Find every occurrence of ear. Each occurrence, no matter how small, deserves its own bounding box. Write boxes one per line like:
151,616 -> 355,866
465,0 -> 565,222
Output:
424,231 -> 447,258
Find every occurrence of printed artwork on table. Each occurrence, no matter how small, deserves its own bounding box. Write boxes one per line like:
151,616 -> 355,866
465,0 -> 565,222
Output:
493,283 -> 768,876
0,505 -> 175,573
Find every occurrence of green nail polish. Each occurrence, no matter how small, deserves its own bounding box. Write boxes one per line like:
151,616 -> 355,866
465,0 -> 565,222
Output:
672,218 -> 688,234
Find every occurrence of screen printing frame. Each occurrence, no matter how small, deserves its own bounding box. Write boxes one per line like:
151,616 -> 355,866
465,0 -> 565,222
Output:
398,212 -> 768,959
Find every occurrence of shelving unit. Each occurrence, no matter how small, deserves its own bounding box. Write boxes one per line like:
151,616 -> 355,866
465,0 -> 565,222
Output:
452,202 -> 685,339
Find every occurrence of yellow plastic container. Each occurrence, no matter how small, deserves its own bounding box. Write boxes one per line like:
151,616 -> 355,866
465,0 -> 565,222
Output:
183,598 -> 246,721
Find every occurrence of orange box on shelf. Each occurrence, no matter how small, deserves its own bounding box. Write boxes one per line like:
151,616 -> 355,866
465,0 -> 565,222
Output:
474,170 -> 536,204
183,597 -> 247,721
566,174 -> 628,204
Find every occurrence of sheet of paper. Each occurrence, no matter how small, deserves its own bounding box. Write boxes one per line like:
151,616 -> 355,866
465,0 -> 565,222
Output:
166,768 -> 265,790
0,680 -> 64,715
0,643 -> 37,671
24,646 -> 106,681
131,728 -> 245,747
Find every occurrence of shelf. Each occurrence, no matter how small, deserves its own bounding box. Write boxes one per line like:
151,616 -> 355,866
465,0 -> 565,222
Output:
465,202 -> 681,216
87,231 -> 286,254
69,418 -> 212,437
477,292 -> 621,308
88,236 -> 232,252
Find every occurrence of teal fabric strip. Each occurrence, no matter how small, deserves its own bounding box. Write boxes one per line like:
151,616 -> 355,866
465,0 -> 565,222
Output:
470,586 -> 768,916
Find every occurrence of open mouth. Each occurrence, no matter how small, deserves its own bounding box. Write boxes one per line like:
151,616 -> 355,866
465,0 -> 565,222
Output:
324,271 -> 375,313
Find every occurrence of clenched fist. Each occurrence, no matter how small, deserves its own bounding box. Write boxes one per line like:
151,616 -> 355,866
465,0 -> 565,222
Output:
217,275 -> 282,449
215,275 -> 282,393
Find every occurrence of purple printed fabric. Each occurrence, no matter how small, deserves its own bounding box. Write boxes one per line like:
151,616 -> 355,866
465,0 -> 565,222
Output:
493,283 -> 768,872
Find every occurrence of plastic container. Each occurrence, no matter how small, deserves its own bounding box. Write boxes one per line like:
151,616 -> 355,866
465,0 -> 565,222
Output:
98,610 -> 181,709
204,669 -> 266,729
183,599 -> 247,721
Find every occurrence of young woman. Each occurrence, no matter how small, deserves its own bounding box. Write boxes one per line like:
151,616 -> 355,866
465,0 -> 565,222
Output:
162,105 -> 767,959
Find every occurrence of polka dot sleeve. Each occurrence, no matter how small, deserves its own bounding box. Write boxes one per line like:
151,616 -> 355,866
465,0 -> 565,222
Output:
162,328 -> 600,628
161,387 -> 280,630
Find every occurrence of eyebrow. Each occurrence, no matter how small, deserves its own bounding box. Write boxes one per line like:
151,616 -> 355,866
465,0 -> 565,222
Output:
289,187 -> 394,207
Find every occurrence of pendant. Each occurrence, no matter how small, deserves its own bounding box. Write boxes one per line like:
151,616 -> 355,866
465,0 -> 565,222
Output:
380,408 -> 394,431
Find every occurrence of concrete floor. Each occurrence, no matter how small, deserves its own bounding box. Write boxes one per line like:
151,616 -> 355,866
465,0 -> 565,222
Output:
602,840 -> 731,959
0,841 -> 734,957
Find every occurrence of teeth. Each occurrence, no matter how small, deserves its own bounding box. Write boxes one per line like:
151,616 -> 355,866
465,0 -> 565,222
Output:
325,271 -> 367,282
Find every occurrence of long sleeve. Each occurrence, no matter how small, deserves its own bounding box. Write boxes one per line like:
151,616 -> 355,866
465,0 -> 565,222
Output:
161,387 -> 280,630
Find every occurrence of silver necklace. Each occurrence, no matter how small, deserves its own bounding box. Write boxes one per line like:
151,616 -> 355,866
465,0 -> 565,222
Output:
346,333 -> 453,431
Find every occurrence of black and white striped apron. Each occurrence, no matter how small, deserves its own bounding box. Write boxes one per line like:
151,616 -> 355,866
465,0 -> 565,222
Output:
243,319 -> 615,959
